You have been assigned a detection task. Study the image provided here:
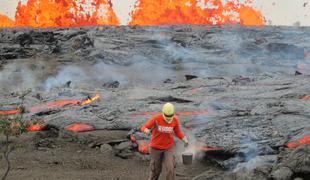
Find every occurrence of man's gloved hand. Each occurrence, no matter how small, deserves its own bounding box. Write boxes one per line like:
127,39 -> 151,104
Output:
182,136 -> 189,148
143,128 -> 151,135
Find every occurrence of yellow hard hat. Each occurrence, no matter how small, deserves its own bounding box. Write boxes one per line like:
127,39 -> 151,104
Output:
162,103 -> 175,123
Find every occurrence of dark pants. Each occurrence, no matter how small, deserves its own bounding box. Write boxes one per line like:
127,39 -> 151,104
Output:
148,147 -> 176,180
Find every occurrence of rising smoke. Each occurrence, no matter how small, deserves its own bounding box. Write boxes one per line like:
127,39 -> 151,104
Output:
0,27 -> 309,94
0,62 -> 37,92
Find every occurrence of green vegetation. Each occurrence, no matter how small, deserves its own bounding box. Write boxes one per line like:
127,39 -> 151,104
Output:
0,90 -> 30,180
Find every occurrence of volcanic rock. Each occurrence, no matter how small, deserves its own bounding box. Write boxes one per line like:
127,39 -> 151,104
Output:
15,32 -> 33,47
185,74 -> 198,80
100,144 -> 113,154
87,141 -> 98,148
116,149 -> 134,159
295,71 -> 302,75
273,144 -> 310,178
71,34 -> 94,50
192,170 -> 226,180
35,138 -> 55,148
102,80 -> 120,88
270,167 -> 293,180
1,26 -> 310,178
106,139 -> 129,146
146,95 -> 193,104
114,141 -> 133,151
266,43 -> 305,59
163,78 -> 173,83
134,152 -> 151,161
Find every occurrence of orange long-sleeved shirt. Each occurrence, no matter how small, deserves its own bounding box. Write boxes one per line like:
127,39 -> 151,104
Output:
140,113 -> 185,150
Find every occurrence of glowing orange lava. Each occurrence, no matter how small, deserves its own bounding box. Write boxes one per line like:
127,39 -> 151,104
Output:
0,109 -> 21,115
0,14 -> 15,27
301,95 -> 310,100
27,124 -> 45,132
2,0 -> 119,27
0,0 -> 265,27
29,100 -> 81,113
80,94 -> 100,106
65,123 -> 95,132
129,0 -> 265,25
287,133 -> 310,149
0,94 -> 100,115
29,94 -> 100,113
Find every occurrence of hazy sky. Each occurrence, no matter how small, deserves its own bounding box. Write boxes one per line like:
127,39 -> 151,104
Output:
0,0 -> 309,26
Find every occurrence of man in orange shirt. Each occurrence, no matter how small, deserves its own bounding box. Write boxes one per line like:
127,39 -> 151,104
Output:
141,103 -> 189,180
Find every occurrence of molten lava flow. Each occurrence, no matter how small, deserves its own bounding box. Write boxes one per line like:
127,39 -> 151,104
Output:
0,109 -> 21,115
28,94 -> 100,113
80,94 -> 100,106
301,95 -> 310,100
27,124 -> 45,132
129,0 -> 264,25
0,14 -> 15,27
130,111 -> 208,117
287,133 -> 310,149
65,123 -> 95,132
12,0 -> 119,27
29,100 -> 81,113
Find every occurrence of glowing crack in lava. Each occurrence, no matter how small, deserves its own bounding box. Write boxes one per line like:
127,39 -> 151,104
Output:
80,94 -> 100,105
0,94 -> 100,115
0,0 -> 119,27
287,133 -> 310,149
28,99 -> 82,113
0,109 -> 21,115
65,122 -> 95,132
301,95 -> 310,100
27,124 -> 46,132
29,94 -> 100,113
129,0 -> 265,25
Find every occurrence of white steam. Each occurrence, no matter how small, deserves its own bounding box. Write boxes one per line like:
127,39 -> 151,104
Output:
0,63 -> 37,92
44,66 -> 87,91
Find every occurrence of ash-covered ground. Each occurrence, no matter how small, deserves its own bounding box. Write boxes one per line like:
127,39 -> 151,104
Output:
0,25 -> 310,180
